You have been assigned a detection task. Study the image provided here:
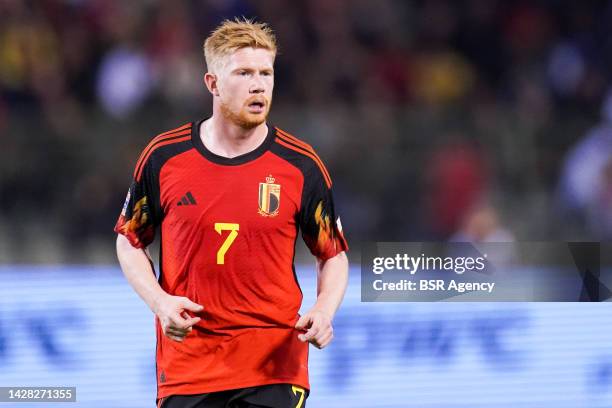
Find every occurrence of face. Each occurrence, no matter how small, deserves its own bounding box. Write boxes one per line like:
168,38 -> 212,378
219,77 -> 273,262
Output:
208,47 -> 275,129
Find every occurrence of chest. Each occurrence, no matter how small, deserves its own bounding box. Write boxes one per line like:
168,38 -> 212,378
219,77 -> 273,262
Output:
158,151 -> 303,232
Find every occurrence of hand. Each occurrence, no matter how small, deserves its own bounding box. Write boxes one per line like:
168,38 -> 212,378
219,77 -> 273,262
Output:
295,309 -> 334,349
154,294 -> 203,342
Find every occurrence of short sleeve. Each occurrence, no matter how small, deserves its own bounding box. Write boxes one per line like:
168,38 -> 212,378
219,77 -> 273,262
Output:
114,156 -> 161,249
299,161 -> 348,260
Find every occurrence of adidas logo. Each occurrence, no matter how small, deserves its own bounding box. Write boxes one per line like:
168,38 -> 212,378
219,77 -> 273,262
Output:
177,191 -> 197,206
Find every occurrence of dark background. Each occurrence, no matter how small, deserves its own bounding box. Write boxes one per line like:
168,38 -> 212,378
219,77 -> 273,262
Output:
2,0 -> 612,263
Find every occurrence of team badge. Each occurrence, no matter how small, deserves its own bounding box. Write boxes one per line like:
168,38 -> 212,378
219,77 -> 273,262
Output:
258,174 -> 281,217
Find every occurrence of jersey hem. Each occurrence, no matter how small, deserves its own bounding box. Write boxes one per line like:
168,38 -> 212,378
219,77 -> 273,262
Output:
156,377 -> 310,399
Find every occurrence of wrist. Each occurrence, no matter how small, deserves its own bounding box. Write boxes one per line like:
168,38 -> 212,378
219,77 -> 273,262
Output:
311,304 -> 334,320
150,291 -> 168,315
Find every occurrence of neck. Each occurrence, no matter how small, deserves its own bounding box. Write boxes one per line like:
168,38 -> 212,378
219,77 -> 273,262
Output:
201,115 -> 268,158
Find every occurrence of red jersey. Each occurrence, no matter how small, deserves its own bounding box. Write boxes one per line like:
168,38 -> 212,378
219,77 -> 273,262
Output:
114,121 -> 348,399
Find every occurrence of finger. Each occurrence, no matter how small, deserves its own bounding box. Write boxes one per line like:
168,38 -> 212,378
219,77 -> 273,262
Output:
322,333 -> 335,348
183,316 -> 201,328
315,332 -> 334,349
169,313 -> 185,328
311,333 -> 330,349
313,325 -> 332,340
181,311 -> 202,325
303,325 -> 321,341
166,326 -> 191,336
172,313 -> 201,330
303,317 -> 327,339
166,332 -> 187,340
294,314 -> 311,331
166,327 -> 188,335
180,298 -> 204,313
309,328 -> 329,346
167,334 -> 185,342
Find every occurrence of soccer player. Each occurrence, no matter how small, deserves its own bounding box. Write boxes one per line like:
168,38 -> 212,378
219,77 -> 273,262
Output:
115,18 -> 348,408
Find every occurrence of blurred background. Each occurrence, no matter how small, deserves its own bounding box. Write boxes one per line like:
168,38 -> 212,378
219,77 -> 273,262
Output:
1,0 -> 612,407
2,0 -> 612,262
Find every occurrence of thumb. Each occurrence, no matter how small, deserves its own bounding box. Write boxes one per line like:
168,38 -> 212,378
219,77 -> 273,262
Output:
295,314 -> 311,331
181,298 -> 204,313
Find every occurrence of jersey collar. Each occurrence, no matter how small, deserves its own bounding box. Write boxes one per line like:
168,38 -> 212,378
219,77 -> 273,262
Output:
191,119 -> 275,165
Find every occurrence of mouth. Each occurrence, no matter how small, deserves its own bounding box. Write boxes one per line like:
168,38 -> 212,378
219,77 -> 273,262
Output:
247,99 -> 266,114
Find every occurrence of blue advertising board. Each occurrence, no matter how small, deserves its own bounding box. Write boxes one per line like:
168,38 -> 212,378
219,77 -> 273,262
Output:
0,266 -> 611,407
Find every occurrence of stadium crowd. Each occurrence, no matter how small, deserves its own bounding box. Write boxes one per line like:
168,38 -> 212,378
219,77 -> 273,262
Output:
1,0 -> 612,262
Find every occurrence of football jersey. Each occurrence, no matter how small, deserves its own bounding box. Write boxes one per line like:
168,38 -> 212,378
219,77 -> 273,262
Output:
114,121 -> 348,399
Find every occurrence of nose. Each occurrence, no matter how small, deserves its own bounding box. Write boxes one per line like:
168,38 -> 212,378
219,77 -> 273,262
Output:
249,75 -> 265,94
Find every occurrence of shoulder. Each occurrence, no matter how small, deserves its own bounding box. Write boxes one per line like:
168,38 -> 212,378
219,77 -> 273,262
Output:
270,126 -> 332,188
133,122 -> 194,181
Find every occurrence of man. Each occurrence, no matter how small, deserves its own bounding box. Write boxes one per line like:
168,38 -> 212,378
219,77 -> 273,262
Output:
115,18 -> 348,408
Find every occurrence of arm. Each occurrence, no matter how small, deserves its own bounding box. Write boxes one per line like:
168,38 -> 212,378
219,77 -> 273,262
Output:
116,234 -> 203,342
313,251 -> 349,317
295,250 -> 349,349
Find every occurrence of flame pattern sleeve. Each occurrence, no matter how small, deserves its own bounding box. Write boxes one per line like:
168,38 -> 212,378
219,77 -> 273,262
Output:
299,162 -> 348,260
114,157 -> 160,249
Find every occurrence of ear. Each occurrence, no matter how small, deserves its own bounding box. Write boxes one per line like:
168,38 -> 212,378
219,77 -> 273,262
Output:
204,72 -> 220,97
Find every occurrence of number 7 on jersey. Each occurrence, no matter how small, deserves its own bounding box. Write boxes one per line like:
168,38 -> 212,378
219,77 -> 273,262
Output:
214,223 -> 239,264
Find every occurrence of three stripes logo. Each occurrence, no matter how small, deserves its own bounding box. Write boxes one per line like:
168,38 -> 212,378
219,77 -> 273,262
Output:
177,191 -> 197,206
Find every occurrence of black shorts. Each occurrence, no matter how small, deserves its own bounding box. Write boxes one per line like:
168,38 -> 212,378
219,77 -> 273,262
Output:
158,383 -> 309,408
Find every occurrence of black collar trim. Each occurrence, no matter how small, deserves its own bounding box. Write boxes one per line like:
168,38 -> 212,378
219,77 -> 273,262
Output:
191,119 -> 274,165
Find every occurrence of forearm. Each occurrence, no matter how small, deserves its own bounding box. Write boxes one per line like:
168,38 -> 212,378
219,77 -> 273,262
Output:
313,251 -> 349,319
116,234 -> 166,314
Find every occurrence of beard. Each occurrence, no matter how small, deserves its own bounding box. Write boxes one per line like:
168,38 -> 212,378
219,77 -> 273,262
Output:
220,96 -> 271,130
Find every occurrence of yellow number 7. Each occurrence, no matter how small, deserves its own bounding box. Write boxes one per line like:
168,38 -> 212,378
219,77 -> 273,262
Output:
291,386 -> 305,408
214,223 -> 239,264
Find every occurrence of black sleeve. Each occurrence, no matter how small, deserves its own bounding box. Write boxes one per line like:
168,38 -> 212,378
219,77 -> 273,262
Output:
114,154 -> 162,249
299,161 -> 348,260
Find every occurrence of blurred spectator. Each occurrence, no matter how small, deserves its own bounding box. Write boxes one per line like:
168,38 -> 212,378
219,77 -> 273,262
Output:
96,46 -> 153,118
588,158 -> 612,239
450,201 -> 516,271
558,88 -> 612,238
451,203 -> 515,243
423,137 -> 489,238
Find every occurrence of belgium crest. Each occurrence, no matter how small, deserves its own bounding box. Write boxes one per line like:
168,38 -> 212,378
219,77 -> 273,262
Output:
258,174 -> 281,217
